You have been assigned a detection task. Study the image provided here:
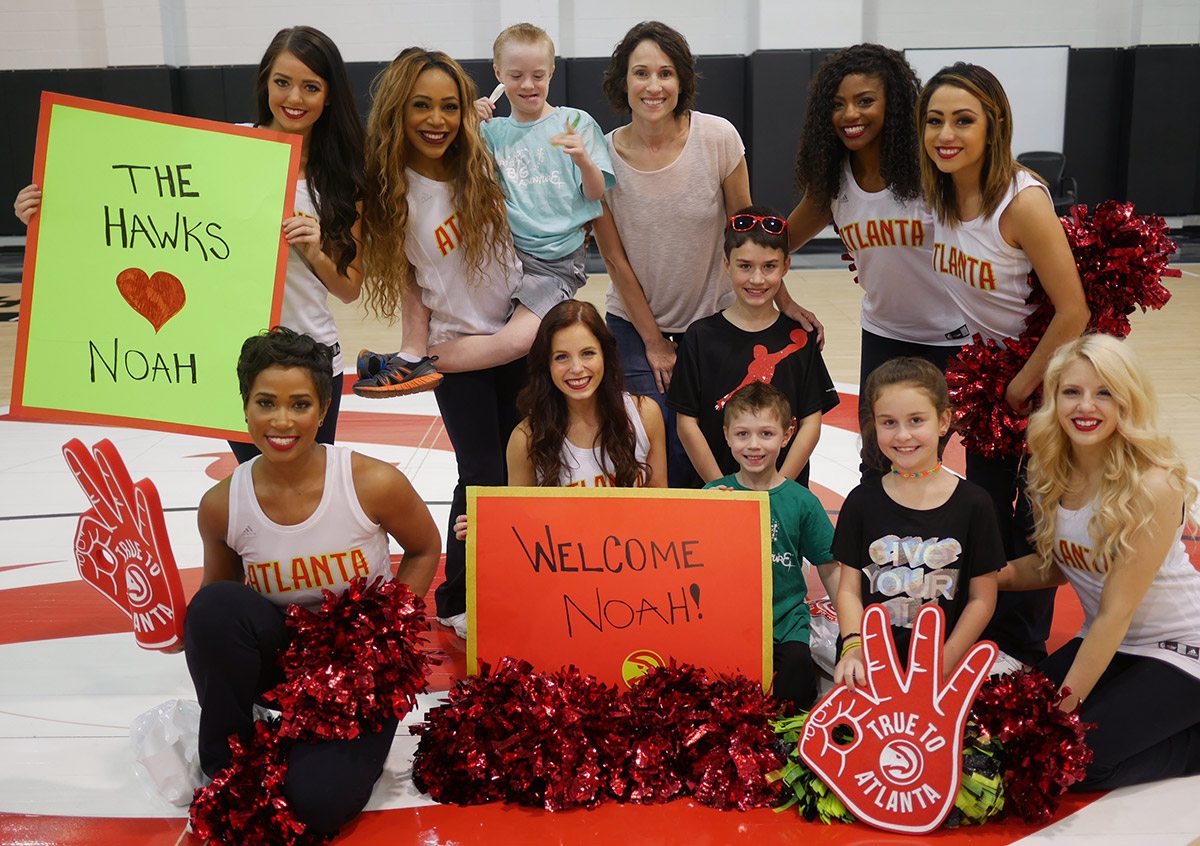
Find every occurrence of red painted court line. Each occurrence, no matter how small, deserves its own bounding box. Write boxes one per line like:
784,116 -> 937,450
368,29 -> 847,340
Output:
0,792 -> 1102,845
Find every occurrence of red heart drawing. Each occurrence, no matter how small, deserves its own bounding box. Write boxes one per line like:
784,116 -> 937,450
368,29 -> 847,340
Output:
115,268 -> 186,333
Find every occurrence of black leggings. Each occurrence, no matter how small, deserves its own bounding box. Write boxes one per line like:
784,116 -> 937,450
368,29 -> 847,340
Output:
858,328 -> 961,391
1040,638 -> 1200,791
229,372 -> 345,464
774,640 -> 818,711
184,581 -> 397,834
432,360 -> 526,619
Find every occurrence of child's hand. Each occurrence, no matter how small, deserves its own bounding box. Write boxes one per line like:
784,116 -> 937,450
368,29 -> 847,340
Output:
833,641 -> 866,691
550,116 -> 591,167
14,183 -> 41,225
282,211 -> 321,262
453,513 -> 469,542
708,484 -> 733,491
474,96 -> 495,122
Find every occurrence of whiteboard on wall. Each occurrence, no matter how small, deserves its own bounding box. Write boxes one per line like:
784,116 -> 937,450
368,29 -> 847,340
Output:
905,47 -> 1069,156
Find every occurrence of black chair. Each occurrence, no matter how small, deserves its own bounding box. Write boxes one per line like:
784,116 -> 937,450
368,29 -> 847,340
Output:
1016,151 -> 1078,216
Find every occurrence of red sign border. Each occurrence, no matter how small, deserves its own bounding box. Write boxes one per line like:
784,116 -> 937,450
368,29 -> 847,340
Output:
10,91 -> 302,441
464,485 -> 774,687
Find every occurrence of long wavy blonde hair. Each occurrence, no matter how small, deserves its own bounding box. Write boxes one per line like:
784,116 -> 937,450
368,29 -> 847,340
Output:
361,48 -> 510,320
1026,334 -> 1197,574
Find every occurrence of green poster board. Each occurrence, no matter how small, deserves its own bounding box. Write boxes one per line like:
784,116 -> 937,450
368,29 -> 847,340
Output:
12,92 -> 301,440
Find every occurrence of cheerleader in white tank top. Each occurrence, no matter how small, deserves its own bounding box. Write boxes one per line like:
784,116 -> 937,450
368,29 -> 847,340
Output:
186,328 -> 440,833
788,45 -> 969,386
1001,335 -> 1200,790
454,302 -> 667,540
919,63 -> 1090,665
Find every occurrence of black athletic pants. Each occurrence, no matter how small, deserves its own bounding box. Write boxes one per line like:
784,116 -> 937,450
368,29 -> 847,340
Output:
184,581 -> 397,834
1041,638 -> 1200,790
432,360 -> 526,619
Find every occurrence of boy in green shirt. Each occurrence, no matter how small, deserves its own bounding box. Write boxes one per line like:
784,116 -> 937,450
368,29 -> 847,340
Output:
704,382 -> 839,708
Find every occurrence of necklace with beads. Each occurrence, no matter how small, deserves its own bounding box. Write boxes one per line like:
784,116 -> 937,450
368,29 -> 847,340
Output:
890,462 -> 942,479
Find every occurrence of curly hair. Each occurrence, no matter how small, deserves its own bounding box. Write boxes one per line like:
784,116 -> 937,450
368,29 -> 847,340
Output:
918,63 -> 1042,225
237,326 -> 334,410
361,48 -> 510,320
602,21 -> 697,118
793,43 -> 922,208
858,357 -> 951,473
518,301 -> 651,487
1026,334 -> 1197,575
256,26 -> 365,275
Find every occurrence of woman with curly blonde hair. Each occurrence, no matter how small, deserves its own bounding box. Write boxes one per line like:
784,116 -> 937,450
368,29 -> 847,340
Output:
360,47 -> 526,639
1001,334 -> 1200,790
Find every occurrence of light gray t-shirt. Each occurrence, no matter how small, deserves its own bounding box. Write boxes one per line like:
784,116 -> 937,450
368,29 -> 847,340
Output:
603,112 -> 745,334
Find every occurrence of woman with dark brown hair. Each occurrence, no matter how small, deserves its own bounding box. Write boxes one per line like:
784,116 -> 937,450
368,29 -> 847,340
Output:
589,20 -> 819,486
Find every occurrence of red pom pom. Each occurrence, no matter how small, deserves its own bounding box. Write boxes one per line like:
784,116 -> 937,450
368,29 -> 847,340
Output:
413,660 -> 781,812
412,657 -> 621,810
946,334 -> 1038,459
189,720 -> 328,846
264,577 -> 431,742
1026,201 -> 1178,339
969,670 -> 1094,823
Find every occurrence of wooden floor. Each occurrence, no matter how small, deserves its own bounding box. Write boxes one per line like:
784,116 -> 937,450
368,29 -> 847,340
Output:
1,263 -> 1197,469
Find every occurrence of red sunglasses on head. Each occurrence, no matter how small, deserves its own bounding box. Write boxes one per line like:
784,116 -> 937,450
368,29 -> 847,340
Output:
728,213 -> 788,235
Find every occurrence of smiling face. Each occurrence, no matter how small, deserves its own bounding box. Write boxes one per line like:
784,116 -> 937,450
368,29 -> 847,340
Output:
549,322 -> 605,404
265,50 -> 328,137
404,67 -> 462,179
626,39 -> 679,122
923,84 -> 987,180
832,72 -> 886,153
725,241 -> 789,311
724,408 -> 792,485
244,365 -> 327,459
1056,358 -> 1119,454
872,383 -> 950,474
495,39 -> 554,123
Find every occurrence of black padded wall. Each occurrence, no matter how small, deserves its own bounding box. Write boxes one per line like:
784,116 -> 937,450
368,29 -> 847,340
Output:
746,49 -> 835,217
4,47 -> 1200,236
1124,45 -> 1200,215
1063,48 -> 1130,206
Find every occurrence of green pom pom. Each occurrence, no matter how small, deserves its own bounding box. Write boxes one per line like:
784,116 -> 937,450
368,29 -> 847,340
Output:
768,713 -> 855,825
949,722 -> 1005,827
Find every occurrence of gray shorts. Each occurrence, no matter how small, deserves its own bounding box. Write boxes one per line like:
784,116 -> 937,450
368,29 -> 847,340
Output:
513,245 -> 587,319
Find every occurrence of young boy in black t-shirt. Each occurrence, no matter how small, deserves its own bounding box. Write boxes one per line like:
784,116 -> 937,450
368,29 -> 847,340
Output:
667,204 -> 838,489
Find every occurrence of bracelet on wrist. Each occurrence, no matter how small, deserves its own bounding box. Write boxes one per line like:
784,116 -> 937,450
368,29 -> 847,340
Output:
839,640 -> 863,659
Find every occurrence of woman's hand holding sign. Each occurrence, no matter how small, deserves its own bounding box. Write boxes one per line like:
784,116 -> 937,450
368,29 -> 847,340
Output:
798,604 -> 997,834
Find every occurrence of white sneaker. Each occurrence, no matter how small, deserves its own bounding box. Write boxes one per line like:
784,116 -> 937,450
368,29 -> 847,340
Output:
989,650 -> 1029,677
436,612 -> 467,640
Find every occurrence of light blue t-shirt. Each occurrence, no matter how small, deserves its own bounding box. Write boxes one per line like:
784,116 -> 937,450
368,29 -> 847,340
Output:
481,106 -> 616,260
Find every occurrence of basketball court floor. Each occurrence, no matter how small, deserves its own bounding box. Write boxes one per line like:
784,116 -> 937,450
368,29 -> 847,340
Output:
1,264 -> 1197,844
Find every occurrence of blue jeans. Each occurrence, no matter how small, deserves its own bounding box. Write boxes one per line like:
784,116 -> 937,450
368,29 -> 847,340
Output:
605,313 -> 694,487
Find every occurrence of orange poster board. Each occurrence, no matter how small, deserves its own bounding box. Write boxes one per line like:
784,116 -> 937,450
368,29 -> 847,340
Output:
466,487 -> 772,689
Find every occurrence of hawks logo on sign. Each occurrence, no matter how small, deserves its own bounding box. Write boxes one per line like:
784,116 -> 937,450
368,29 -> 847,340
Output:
798,604 -> 997,834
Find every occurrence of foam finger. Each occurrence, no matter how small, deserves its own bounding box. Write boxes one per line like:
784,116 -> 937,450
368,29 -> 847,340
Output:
62,439 -> 119,527
939,639 -> 998,717
92,440 -> 137,523
907,603 -> 947,693
860,604 -> 902,699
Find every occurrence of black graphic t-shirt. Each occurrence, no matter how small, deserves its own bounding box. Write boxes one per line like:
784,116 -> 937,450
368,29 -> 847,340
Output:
667,312 -> 838,487
832,476 -> 1004,650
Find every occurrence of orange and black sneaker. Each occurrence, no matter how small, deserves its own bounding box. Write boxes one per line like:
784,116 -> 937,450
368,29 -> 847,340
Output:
352,353 -> 443,398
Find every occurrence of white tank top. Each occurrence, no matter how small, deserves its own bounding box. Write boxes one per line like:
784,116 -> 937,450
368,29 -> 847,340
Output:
403,169 -> 523,346
226,445 -> 393,610
558,393 -> 650,487
279,179 -> 343,374
1053,500 -> 1200,682
831,159 -> 967,346
930,170 -> 1050,342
